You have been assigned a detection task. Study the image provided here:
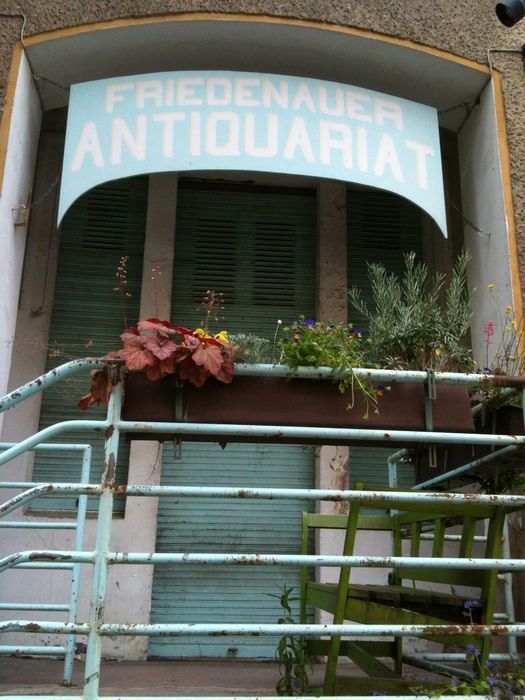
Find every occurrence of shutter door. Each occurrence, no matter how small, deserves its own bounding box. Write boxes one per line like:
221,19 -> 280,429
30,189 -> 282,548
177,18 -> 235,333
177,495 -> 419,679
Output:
149,185 -> 316,658
32,177 -> 147,511
347,188 -> 421,489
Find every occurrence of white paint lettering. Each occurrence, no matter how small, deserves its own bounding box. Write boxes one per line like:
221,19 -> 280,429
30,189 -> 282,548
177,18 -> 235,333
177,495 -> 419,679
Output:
235,78 -> 260,107
206,112 -> 240,156
405,140 -> 434,189
375,98 -> 403,130
190,111 -> 201,156
283,116 -> 314,162
318,87 -> 344,116
70,122 -> 104,171
244,113 -> 278,157
152,112 -> 186,157
206,78 -> 232,106
356,127 -> 368,172
262,79 -> 288,109
291,83 -> 316,112
319,121 -> 352,168
105,82 -> 134,113
110,116 -> 147,164
136,80 -> 163,109
165,79 -> 174,106
346,91 -> 372,123
374,133 -> 404,182
177,78 -> 204,106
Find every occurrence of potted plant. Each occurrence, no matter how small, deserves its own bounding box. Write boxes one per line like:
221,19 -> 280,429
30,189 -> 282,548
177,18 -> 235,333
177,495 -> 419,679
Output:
79,254 -> 480,446
408,281 -> 525,486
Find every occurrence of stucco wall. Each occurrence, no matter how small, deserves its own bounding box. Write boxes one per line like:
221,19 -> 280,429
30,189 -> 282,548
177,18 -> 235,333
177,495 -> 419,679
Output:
1,0 -> 525,662
0,1 -> 524,294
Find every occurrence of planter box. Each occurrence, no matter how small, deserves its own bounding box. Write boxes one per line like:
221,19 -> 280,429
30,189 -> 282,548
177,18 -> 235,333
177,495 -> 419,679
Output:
122,372 -> 475,446
415,404 -> 524,486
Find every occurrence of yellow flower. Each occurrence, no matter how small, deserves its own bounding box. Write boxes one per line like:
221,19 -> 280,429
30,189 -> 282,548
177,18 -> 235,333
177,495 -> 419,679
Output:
487,283 -> 495,291
506,306 -> 513,314
193,328 -> 212,339
214,330 -> 229,342
511,320 -> 518,329
435,347 -> 442,357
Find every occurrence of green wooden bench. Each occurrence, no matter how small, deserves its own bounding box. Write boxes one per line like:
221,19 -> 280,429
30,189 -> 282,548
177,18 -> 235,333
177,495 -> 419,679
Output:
300,494 -> 510,694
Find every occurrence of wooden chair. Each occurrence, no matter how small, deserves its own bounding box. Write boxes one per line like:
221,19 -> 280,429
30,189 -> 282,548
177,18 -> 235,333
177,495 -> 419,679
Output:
300,494 -> 509,694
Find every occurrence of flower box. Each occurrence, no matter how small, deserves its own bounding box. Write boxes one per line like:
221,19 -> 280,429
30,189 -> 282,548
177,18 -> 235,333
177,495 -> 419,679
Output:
122,371 -> 475,447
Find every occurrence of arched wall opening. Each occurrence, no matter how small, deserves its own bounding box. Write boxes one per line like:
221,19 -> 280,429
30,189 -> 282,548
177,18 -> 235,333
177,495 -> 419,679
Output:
0,14 -> 520,659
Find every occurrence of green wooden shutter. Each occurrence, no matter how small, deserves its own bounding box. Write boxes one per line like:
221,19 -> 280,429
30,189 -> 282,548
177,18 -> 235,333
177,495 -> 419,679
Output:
149,184 -> 316,658
32,177 -> 148,510
171,185 -> 317,332
347,188 -> 421,489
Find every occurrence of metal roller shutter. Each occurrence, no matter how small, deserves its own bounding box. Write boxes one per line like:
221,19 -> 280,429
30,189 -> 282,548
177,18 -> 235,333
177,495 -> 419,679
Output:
149,184 -> 316,658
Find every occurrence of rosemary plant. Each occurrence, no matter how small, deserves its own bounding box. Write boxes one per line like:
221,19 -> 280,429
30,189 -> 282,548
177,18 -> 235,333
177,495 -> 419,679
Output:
348,250 -> 474,372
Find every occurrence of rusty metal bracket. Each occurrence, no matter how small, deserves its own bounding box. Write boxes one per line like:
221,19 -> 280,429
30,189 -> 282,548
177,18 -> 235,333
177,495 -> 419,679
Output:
425,369 -> 437,468
173,377 -> 183,460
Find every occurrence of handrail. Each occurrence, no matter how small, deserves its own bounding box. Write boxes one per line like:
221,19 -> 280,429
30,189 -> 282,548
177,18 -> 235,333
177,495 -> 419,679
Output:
2,358 -> 524,416
0,442 -> 92,686
2,362 -> 525,699
0,358 -> 122,413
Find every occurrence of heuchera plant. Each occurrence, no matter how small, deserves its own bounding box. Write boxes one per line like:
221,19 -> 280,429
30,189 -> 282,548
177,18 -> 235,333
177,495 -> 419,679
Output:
78,318 -> 234,410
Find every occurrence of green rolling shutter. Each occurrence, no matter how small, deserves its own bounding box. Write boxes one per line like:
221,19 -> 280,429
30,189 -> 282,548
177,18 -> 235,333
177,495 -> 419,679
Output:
149,184 -> 316,658
347,188 -> 421,489
32,177 -> 148,511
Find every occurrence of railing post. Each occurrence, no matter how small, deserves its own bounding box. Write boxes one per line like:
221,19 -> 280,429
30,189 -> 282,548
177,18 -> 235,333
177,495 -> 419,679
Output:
83,381 -> 122,700
64,445 -> 92,686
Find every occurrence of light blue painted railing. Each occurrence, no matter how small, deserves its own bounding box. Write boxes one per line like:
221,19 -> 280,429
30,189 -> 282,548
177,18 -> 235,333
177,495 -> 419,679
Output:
1,359 -> 525,699
0,442 -> 92,685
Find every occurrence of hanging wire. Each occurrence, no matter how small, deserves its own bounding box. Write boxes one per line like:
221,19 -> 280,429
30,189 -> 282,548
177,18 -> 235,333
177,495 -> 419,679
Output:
446,198 -> 491,239
438,100 -> 475,117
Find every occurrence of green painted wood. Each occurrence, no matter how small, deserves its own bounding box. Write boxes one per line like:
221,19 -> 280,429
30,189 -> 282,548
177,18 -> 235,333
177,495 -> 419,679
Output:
301,501 -> 510,685
347,188 -> 422,493
32,177 -> 148,511
431,519 -> 446,558
339,641 -> 401,680
149,184 -> 316,658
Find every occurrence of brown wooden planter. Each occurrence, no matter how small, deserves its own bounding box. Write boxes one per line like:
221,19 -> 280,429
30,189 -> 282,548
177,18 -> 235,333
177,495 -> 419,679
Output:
122,372 -> 475,447
415,404 -> 524,486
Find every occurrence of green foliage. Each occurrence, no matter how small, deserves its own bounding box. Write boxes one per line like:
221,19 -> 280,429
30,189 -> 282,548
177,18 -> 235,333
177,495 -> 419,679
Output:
413,601 -> 525,698
478,467 -> 525,495
229,333 -> 272,364
439,656 -> 525,698
348,251 -> 474,372
278,318 -> 381,418
271,585 -> 311,696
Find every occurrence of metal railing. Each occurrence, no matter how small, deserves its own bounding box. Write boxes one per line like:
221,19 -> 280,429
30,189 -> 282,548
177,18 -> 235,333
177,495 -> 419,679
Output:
0,442 -> 92,684
0,359 -> 524,699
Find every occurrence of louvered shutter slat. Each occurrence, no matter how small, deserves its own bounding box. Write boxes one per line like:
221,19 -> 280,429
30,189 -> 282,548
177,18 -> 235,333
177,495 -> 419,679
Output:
32,177 -> 148,511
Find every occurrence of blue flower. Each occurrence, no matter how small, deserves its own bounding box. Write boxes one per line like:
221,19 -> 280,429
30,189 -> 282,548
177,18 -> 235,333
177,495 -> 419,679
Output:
488,677 -> 497,687
464,599 -> 480,610
466,643 -> 480,656
451,678 -> 460,687
303,319 -> 316,329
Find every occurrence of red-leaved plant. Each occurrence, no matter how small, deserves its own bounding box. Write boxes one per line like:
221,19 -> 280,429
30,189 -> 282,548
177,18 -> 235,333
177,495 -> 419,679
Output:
79,318 -> 235,410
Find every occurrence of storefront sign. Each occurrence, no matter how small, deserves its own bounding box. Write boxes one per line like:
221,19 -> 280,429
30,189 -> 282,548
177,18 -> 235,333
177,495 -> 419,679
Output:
59,70 -> 447,235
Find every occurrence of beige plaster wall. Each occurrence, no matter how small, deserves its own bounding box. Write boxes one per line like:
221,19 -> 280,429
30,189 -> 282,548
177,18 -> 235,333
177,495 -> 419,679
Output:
0,1 -> 523,299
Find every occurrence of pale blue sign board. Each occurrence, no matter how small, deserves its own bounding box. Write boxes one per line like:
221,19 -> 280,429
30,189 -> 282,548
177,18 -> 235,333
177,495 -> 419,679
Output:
59,70 -> 447,236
